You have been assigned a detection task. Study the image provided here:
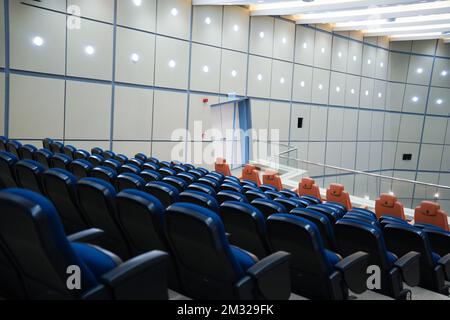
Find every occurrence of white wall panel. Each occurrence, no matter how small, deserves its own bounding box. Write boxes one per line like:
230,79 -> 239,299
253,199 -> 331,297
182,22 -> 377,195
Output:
154,36 -> 189,90
292,65 -> 313,103
9,74 -> 64,140
273,19 -> 295,62
427,87 -> 450,116
152,90 -> 187,141
68,0 -> 114,23
222,6 -> 249,52
407,55 -> 433,86
65,81 -> 111,140
192,5 -> 222,47
247,55 -> 272,99
311,69 -> 330,105
220,50 -> 247,96
67,18 -> 113,80
113,86 -> 153,141
418,144 -> 443,171
269,102 -> 290,141
309,106 -> 327,140
157,0 -> 191,40
402,84 -> 428,114
331,37 -> 348,73
9,2 -> 65,74
117,0 -> 157,32
295,26 -> 315,66
249,16 -> 274,58
190,44 -> 221,93
270,60 -> 292,101
115,27 -> 155,86
422,116 -> 447,144
313,31 -> 332,69
188,94 -> 218,141
398,114 -> 423,143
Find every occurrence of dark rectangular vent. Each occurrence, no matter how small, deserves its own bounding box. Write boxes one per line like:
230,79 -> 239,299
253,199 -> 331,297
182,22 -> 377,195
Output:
297,118 -> 303,128
403,154 -> 412,161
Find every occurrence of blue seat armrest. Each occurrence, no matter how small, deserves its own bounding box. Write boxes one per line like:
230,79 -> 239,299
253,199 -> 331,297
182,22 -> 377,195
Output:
437,254 -> 450,281
245,251 -> 291,300
67,228 -> 106,245
99,250 -> 169,300
394,251 -> 421,287
334,251 -> 369,294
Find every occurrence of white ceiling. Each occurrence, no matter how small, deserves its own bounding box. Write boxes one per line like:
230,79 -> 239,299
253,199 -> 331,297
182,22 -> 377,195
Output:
193,0 -> 450,42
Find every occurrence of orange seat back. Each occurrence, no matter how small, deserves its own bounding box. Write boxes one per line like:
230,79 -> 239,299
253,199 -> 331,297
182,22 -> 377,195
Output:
298,178 -> 321,199
375,194 -> 405,220
215,158 -> 231,176
326,183 -> 352,210
262,169 -> 282,191
241,164 -> 261,186
414,201 -> 449,231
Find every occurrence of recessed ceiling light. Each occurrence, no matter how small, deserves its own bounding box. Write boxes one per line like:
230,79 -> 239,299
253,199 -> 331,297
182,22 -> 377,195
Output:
233,24 -> 239,32
338,51 -> 342,58
412,96 -> 419,102
351,88 -> 355,94
303,42 -> 308,49
436,99 -> 443,105
416,68 -> 423,74
85,45 -> 95,55
379,62 -> 384,68
280,77 -> 285,84
257,74 -> 263,81
133,0 -> 142,6
365,90 -> 369,96
32,36 -> 44,47
259,31 -> 265,38
300,81 -> 305,87
441,70 -> 448,77
318,84 -> 323,90
131,53 -> 140,63
367,59 -> 371,65
168,60 -> 176,68
353,55 -> 357,61
321,48 -> 325,54
203,65 -> 209,73
205,17 -> 212,25
282,37 -> 287,44
231,70 -> 237,77
378,92 -> 382,98
171,8 -> 178,16
336,86 -> 340,92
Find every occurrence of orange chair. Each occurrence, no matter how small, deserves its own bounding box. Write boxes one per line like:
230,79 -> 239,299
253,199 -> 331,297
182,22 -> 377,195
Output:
326,183 -> 352,211
215,158 -> 231,176
375,194 -> 405,220
297,178 -> 322,200
414,201 -> 449,231
262,169 -> 283,191
241,164 -> 261,186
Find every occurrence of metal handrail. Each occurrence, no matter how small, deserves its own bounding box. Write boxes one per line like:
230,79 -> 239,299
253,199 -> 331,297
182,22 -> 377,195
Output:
271,146 -> 450,190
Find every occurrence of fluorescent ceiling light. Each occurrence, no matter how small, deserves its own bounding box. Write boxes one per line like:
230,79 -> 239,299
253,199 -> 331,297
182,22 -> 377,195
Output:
390,31 -> 443,41
293,1 -> 450,25
249,0 -> 423,16
363,23 -> 450,36
334,13 -> 450,31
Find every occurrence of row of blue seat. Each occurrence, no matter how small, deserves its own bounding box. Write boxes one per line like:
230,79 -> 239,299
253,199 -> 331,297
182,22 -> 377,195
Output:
1,138 -> 449,300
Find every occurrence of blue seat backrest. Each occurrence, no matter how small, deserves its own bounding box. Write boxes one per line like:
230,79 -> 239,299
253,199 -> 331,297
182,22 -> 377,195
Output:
14,160 -> 45,193
251,198 -> 288,219
187,182 -> 216,196
268,214 -> 334,274
144,181 -> 180,208
179,190 -> 220,213
350,208 -> 377,220
0,151 -> 18,188
216,190 -> 248,204
117,173 -> 146,191
279,189 -> 300,198
162,176 -> 188,192
245,189 -> 269,202
166,202 -> 246,280
70,159 -> 93,179
336,218 -> 392,270
0,188 -> 98,297
220,182 -> 243,194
